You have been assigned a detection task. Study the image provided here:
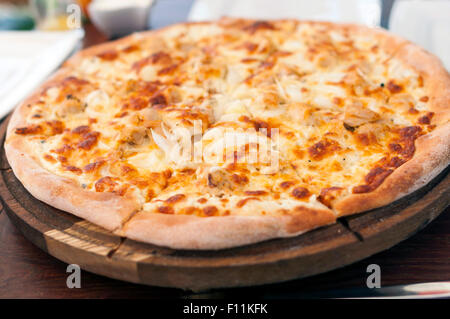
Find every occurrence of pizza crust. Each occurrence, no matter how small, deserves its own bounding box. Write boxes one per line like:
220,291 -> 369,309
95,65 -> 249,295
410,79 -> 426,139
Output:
334,123 -> 450,216
5,137 -> 141,230
334,41 -> 450,216
397,43 -> 450,126
5,69 -> 141,231
121,205 -> 335,250
4,19 -> 450,249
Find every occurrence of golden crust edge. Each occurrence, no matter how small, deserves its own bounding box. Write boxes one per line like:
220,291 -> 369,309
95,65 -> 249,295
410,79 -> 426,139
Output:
66,18 -> 412,67
396,42 -> 450,125
4,136 -> 142,230
119,205 -> 336,250
334,122 -> 450,216
334,40 -> 450,216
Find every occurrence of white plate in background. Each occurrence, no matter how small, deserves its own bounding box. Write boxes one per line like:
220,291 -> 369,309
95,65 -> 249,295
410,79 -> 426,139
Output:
389,0 -> 450,71
88,0 -> 155,37
188,0 -> 381,26
0,29 -> 84,119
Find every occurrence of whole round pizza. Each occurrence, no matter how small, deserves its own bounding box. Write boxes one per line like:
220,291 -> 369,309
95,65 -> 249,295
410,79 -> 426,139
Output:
5,19 -> 450,249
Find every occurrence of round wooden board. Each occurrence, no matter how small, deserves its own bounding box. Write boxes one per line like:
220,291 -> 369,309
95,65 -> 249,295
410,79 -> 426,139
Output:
0,117 -> 448,292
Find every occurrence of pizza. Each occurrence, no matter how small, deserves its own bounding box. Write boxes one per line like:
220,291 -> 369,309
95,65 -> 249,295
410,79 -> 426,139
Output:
5,18 -> 450,249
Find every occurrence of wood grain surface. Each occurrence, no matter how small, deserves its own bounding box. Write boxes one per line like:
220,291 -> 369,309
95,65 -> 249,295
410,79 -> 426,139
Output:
0,202 -> 449,298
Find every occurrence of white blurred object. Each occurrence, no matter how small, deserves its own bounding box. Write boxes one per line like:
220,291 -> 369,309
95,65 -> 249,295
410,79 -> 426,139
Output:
390,0 -> 450,71
0,29 -> 84,119
88,0 -> 155,37
188,0 -> 381,26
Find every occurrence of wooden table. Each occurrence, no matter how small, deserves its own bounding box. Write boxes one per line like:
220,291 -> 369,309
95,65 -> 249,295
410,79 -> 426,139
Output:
0,19 -> 449,299
0,202 -> 448,298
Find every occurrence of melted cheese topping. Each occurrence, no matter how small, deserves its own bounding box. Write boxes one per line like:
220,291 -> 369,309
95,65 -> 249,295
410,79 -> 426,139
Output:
14,19 -> 437,217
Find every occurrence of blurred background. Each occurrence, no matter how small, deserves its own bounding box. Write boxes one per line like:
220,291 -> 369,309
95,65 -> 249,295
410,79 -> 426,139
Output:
0,0 -> 449,117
